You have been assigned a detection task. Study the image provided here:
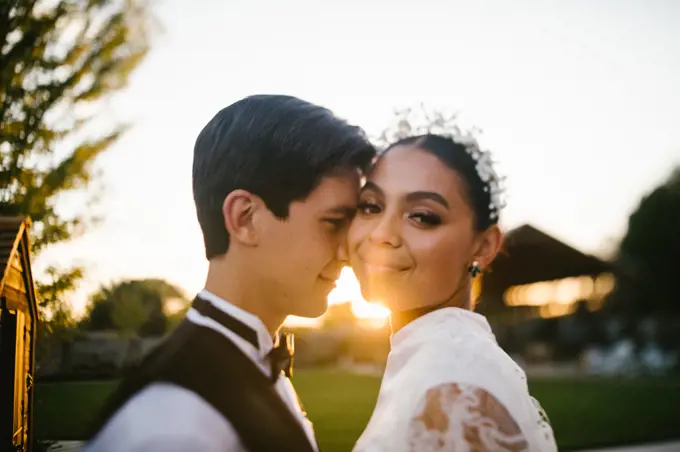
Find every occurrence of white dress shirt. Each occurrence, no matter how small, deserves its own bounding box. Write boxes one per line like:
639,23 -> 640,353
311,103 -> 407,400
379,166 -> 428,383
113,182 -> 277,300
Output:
84,290 -> 317,452
352,307 -> 557,452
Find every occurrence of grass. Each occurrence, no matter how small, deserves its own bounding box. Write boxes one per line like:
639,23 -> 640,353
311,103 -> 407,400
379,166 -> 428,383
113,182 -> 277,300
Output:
293,370 -> 382,452
34,369 -> 680,451
528,377 -> 680,450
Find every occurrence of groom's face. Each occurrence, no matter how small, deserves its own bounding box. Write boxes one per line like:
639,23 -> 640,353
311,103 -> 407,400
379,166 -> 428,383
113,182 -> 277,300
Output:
256,170 -> 360,318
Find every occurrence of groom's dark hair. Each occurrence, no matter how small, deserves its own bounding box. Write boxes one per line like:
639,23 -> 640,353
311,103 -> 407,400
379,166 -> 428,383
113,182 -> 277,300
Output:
193,94 -> 375,260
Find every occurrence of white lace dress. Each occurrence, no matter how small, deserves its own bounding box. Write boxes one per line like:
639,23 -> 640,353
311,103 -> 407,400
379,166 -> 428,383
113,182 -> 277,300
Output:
353,308 -> 557,452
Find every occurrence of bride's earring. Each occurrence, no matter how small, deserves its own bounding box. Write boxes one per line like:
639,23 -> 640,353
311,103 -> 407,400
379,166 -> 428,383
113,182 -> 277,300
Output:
468,260 -> 482,278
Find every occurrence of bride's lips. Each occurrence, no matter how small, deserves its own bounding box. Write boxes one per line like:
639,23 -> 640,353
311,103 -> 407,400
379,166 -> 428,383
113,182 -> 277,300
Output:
360,259 -> 409,273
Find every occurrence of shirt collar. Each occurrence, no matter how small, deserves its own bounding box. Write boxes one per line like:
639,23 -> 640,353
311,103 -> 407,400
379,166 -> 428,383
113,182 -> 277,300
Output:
198,289 -> 274,357
390,307 -> 495,350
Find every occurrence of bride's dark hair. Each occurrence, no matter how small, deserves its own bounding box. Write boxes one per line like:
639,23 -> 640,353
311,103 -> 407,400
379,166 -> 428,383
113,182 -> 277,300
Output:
382,134 -> 504,231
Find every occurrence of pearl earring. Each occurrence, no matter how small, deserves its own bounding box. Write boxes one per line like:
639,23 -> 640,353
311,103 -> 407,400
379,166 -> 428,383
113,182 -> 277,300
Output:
468,260 -> 482,278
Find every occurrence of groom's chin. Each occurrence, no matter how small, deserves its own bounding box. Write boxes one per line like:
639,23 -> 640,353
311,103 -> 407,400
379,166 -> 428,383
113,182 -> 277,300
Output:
309,302 -> 329,319
291,299 -> 328,319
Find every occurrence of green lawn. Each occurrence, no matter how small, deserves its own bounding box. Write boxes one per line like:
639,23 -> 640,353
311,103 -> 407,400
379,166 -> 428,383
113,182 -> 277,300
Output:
34,369 -> 680,451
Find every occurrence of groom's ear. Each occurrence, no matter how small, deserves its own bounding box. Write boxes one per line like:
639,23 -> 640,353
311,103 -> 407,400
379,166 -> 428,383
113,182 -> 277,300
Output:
222,189 -> 263,247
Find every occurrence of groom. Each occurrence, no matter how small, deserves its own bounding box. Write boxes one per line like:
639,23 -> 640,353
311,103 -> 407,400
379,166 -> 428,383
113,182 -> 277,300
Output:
84,95 -> 375,451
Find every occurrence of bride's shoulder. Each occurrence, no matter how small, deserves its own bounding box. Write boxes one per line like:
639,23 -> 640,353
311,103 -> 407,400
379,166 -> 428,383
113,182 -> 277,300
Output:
406,325 -> 523,378
397,346 -> 554,451
393,338 -> 556,451
394,327 -> 530,409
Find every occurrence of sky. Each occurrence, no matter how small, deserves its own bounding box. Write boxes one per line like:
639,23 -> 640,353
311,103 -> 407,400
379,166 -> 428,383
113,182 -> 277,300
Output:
36,0 -> 680,315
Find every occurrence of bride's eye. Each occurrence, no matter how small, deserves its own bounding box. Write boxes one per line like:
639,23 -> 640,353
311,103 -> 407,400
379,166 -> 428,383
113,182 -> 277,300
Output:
410,211 -> 441,226
357,201 -> 381,215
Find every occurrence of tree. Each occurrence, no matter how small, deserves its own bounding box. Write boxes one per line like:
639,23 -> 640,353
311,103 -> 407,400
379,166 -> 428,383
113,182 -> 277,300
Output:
81,278 -> 188,337
109,285 -> 151,336
0,0 -> 153,312
617,167 -> 680,317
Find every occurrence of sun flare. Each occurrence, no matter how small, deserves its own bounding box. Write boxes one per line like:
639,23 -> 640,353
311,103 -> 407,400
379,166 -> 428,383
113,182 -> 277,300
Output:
330,267 -> 391,320
285,267 -> 391,328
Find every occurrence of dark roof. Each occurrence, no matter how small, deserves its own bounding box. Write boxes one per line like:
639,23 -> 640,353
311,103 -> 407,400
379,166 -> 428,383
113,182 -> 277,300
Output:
0,216 -> 30,290
484,224 -> 611,291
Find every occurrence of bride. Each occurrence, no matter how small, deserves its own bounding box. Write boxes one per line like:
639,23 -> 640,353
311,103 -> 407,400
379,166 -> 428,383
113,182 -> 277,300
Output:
349,134 -> 557,451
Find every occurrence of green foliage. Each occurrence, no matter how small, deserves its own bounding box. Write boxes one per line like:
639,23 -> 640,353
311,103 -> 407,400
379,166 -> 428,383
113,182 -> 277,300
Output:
109,285 -> 150,336
34,265 -> 84,310
0,0 -> 153,310
81,278 -> 188,337
618,167 -> 680,316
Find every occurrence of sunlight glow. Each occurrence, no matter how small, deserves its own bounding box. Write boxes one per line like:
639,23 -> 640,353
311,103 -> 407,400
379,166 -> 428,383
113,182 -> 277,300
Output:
503,273 -> 616,318
504,273 -> 615,308
329,267 -> 391,319
285,267 -> 391,328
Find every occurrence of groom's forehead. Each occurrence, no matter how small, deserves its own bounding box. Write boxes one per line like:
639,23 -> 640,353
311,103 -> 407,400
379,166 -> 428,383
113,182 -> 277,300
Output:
294,172 -> 361,211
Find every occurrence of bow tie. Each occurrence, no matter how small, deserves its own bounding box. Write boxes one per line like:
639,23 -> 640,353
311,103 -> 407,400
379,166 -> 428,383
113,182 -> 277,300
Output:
191,297 -> 294,383
269,333 -> 295,382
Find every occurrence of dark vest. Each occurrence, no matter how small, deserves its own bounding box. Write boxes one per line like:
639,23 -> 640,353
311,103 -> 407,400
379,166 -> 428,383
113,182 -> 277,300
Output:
87,320 -> 317,452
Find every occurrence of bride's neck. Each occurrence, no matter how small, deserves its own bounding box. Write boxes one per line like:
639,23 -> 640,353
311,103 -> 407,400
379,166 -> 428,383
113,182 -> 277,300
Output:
389,284 -> 472,334
390,306 -> 437,333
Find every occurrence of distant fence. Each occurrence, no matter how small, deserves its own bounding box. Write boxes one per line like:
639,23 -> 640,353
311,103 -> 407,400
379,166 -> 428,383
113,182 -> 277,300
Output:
38,322 -> 677,382
36,327 -> 392,382
37,332 -> 166,382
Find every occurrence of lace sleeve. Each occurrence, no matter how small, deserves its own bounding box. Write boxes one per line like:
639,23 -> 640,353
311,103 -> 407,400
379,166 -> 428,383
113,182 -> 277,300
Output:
407,383 -> 529,452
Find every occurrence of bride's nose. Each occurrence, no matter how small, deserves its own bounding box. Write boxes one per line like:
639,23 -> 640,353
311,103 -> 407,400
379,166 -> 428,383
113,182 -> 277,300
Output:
369,213 -> 402,248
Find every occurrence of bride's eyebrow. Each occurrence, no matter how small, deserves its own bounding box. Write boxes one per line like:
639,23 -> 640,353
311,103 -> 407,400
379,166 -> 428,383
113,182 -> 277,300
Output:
405,191 -> 449,209
360,181 -> 383,196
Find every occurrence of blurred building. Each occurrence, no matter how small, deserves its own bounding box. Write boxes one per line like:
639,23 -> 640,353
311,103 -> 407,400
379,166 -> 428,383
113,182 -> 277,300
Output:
478,224 -> 615,323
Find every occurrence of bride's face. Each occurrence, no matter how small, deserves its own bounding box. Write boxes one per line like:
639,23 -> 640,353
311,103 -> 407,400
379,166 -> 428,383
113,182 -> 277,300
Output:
348,145 -> 479,311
